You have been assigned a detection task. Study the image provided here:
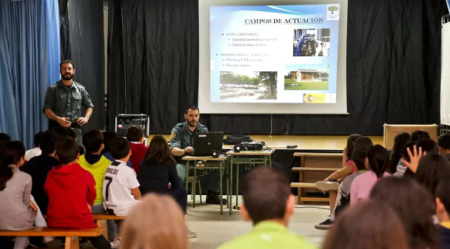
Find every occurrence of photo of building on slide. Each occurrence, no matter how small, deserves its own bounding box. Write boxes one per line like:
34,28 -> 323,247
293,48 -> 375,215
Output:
284,64 -> 329,90
293,29 -> 330,57
220,71 -> 277,100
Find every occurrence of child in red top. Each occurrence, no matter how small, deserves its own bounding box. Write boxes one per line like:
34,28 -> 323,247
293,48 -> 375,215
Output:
127,126 -> 148,173
45,138 -> 120,249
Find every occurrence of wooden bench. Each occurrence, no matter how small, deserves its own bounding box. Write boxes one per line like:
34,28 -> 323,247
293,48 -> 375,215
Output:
292,153 -> 342,204
0,227 -> 103,249
93,214 -> 125,239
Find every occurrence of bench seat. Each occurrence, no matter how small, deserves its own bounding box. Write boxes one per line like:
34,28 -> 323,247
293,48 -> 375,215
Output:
0,227 -> 103,249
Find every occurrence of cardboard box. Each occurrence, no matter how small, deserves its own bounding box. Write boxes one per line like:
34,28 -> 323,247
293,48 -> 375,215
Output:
383,124 -> 438,150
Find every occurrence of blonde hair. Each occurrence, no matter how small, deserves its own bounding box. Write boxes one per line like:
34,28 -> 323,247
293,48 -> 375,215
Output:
120,194 -> 188,249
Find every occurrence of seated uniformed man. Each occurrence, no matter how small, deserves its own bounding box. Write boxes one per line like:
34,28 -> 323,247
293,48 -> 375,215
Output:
170,105 -> 226,205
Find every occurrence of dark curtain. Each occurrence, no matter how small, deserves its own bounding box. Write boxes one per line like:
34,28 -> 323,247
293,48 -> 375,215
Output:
108,0 -> 448,135
108,0 -> 198,133
59,0 -> 105,132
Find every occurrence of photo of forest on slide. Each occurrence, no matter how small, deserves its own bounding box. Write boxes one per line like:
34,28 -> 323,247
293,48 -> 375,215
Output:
220,71 -> 277,100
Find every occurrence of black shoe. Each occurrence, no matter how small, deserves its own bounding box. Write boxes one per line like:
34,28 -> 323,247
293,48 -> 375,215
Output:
79,238 -> 89,247
314,218 -> 334,230
28,237 -> 47,248
206,194 -> 228,205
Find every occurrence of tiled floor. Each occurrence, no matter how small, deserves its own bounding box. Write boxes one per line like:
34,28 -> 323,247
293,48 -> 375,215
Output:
186,196 -> 330,249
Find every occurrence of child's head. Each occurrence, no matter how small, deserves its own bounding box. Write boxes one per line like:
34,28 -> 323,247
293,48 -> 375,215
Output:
40,131 -> 59,155
52,127 -> 68,140
351,149 -> 367,171
146,135 -> 176,165
33,131 -> 45,148
366,145 -> 389,178
354,136 -> 373,153
415,154 -> 450,196
402,142 -> 416,162
65,128 -> 77,140
127,126 -> 144,143
322,200 -> 408,249
370,177 -> 437,249
56,138 -> 80,165
103,131 -> 118,153
120,194 -> 188,249
390,133 -> 411,173
410,130 -> 431,142
0,132 -> 11,147
438,133 -> 450,155
110,137 -> 131,161
416,139 -> 439,155
0,141 -> 26,191
0,141 -> 25,166
436,180 -> 450,222
240,167 -> 293,226
394,132 -> 411,151
346,134 -> 361,159
83,130 -> 104,154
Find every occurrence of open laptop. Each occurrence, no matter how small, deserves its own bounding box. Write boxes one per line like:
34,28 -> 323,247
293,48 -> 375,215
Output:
193,132 -> 224,156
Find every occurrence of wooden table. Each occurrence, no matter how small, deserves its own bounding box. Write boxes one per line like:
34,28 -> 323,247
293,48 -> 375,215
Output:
182,155 -> 229,214
226,150 -> 274,214
149,134 -> 384,151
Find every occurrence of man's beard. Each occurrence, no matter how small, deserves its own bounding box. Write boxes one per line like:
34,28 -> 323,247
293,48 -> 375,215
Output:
61,73 -> 73,80
187,120 -> 197,128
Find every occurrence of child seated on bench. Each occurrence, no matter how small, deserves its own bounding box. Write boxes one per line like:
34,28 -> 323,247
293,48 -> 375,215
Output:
315,136 -> 373,229
121,194 -> 189,249
24,131 -> 43,162
45,138 -> 120,249
102,131 -> 132,168
0,141 -> 50,249
127,126 -> 147,173
321,149 -> 369,228
435,180 -> 450,248
350,145 -> 390,204
78,130 -> 118,241
103,137 -> 142,221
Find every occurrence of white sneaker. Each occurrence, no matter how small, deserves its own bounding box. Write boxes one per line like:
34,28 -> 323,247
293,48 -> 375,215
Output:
188,229 -> 197,238
316,181 -> 340,192
110,238 -> 120,249
44,236 -> 54,243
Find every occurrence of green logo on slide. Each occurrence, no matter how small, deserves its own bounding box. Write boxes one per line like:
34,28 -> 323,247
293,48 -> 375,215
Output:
328,6 -> 339,14
327,5 -> 339,20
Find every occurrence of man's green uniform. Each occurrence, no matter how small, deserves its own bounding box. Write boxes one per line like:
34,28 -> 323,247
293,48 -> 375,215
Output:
218,221 -> 318,249
170,122 -> 221,193
43,81 -> 94,143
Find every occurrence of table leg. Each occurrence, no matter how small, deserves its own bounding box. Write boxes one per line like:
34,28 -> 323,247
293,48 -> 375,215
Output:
185,161 -> 189,192
220,162 -> 223,215
65,236 -> 79,249
269,155 -> 272,168
193,161 -> 197,208
96,220 -> 108,239
236,164 -> 240,207
229,156 -> 234,215
226,158 -> 230,211
185,161 -> 190,208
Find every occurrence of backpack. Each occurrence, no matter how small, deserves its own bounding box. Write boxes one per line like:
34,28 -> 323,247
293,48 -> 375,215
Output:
223,134 -> 253,145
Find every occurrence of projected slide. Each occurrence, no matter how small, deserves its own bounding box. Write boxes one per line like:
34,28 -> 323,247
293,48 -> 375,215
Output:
210,5 -> 340,104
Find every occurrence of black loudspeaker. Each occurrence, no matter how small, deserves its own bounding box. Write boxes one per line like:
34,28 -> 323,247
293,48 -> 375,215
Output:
212,150 -> 220,158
